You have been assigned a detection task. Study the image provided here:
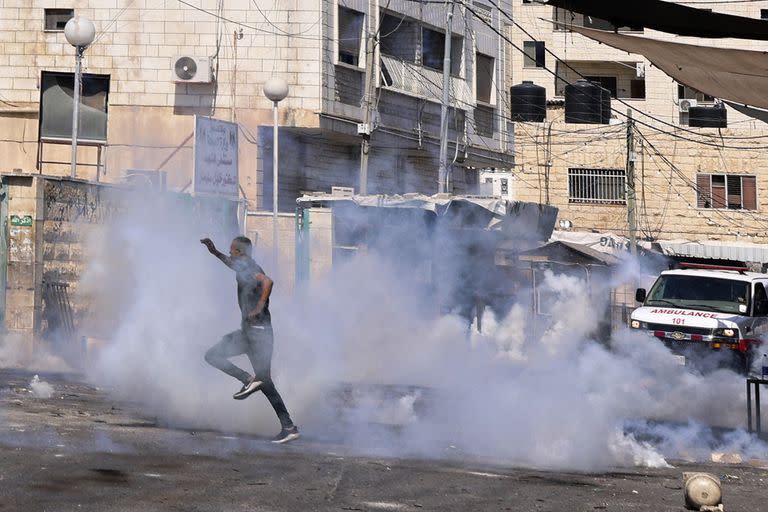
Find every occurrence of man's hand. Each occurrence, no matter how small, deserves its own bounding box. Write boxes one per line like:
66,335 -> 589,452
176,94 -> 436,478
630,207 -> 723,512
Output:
200,238 -> 217,254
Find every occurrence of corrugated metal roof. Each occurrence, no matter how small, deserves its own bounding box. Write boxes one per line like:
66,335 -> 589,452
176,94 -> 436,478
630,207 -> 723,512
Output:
656,240 -> 768,264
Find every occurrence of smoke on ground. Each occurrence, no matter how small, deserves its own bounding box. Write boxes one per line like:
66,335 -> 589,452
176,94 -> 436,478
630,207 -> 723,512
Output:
29,375 -> 55,399
75,193 -> 767,471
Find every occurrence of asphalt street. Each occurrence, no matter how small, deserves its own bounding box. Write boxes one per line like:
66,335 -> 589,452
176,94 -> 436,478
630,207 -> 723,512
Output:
1,368 -> 767,512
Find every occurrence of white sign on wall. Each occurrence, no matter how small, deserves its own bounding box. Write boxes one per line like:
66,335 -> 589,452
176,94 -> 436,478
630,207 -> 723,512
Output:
193,116 -> 239,198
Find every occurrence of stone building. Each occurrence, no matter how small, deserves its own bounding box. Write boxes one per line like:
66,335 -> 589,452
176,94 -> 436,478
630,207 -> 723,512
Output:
507,0 -> 768,259
0,0 -> 514,211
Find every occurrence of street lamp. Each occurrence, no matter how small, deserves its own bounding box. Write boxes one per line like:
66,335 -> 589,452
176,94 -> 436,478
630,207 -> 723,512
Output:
64,16 -> 96,179
263,77 -> 289,267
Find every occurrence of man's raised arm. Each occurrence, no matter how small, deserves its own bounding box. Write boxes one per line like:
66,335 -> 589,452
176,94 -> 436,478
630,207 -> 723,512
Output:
200,238 -> 233,268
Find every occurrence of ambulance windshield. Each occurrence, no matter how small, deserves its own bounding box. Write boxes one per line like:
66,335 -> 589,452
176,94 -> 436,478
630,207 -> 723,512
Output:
645,275 -> 750,314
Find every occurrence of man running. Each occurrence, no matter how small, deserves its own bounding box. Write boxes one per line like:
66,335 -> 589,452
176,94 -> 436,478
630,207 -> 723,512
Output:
200,235 -> 299,444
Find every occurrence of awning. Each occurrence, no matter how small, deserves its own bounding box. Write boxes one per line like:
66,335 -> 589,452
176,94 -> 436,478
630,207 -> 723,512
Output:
723,100 -> 768,125
549,230 -> 768,265
654,240 -> 768,265
546,0 -> 768,40
517,240 -> 620,266
548,230 -> 636,256
561,24 -> 768,110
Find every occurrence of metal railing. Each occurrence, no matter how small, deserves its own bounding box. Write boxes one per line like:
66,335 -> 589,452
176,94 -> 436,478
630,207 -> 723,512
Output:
568,167 -> 627,204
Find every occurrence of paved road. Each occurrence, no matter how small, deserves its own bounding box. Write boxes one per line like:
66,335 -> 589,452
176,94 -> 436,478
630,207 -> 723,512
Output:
1,369 -> 767,512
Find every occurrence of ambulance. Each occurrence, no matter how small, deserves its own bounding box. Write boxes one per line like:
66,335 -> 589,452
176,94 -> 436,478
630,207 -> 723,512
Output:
630,264 -> 768,373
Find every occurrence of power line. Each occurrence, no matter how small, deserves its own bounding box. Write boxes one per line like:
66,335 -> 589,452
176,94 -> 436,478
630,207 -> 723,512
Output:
475,0 -> 768,147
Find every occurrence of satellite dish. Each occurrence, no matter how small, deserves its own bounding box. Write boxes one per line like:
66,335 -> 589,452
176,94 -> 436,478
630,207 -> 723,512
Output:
174,57 -> 198,81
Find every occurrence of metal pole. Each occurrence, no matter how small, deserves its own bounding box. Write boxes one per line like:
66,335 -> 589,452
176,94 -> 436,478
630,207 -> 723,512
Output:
359,17 -> 376,195
70,46 -> 83,179
272,100 -> 279,267
437,1 -> 455,194
626,109 -> 637,256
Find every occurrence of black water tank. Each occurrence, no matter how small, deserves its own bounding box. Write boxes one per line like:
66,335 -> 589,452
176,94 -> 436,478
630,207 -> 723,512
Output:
565,79 -> 610,124
689,105 -> 727,128
600,86 -> 612,124
510,81 -> 546,122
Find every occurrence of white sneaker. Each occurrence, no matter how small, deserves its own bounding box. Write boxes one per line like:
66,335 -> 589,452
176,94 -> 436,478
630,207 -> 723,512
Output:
233,378 -> 263,400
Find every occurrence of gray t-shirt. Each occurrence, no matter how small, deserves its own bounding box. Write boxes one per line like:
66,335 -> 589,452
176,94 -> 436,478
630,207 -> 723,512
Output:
234,257 -> 270,325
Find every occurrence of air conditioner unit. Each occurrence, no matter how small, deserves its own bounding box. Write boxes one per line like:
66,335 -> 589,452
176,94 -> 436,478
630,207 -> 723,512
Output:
172,56 -> 213,83
679,99 -> 698,113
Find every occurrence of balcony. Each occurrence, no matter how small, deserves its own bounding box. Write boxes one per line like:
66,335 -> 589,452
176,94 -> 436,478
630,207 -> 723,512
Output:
379,54 -> 472,107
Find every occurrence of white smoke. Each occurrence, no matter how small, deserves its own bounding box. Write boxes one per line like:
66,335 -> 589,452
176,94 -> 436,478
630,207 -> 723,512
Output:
0,334 -> 70,373
30,375 -> 55,399
78,195 -> 768,471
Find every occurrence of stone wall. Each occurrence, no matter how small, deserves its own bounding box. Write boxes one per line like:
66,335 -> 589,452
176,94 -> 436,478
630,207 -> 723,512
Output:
512,122 -> 768,242
2,175 -> 43,337
509,2 -> 768,243
1,175 -> 241,346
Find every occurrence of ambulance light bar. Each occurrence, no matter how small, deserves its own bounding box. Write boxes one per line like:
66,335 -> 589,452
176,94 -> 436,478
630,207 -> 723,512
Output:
678,263 -> 748,273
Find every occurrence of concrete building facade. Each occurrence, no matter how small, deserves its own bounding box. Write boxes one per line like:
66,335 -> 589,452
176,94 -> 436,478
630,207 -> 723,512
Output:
0,0 -> 515,213
508,0 -> 768,252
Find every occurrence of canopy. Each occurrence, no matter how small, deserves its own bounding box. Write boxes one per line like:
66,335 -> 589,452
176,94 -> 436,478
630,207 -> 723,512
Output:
562,24 -> 768,110
546,0 -> 768,40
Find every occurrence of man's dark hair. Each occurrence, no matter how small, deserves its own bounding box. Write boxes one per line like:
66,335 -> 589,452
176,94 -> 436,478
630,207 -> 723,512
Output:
232,236 -> 253,256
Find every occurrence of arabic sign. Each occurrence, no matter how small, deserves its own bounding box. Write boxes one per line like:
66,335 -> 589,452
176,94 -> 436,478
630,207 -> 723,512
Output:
193,116 -> 239,199
10,214 -> 33,227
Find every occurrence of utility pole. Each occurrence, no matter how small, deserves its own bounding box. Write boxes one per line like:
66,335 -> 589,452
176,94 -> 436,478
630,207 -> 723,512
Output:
358,2 -> 377,195
626,109 -> 638,256
437,1 -> 455,194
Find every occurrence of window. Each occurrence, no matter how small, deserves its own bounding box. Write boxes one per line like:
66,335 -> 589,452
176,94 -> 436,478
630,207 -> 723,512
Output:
380,13 -> 416,61
678,84 -> 714,103
421,27 -> 462,75
762,9 -> 768,20
568,168 -> 626,204
476,53 -> 494,104
44,8 -> 74,31
500,178 -> 509,195
523,41 -> 545,68
630,79 -> 646,99
696,173 -> 757,210
338,7 -> 364,66
585,76 -> 617,98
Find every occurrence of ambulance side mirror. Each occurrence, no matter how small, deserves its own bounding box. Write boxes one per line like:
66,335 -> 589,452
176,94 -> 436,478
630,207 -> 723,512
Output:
635,288 -> 647,303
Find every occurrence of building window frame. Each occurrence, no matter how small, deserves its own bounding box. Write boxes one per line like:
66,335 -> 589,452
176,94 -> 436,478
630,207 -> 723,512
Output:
523,41 -> 545,68
696,173 -> 758,211
421,25 -> 463,77
337,6 -> 366,68
43,8 -> 74,32
568,168 -> 627,205
475,52 -> 495,105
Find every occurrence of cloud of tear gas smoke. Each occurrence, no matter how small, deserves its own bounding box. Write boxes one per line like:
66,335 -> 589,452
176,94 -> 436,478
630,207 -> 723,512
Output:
81,192 -> 767,471
0,333 -> 70,373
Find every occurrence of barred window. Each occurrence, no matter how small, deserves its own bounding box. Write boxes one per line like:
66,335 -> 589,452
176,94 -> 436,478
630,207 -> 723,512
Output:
696,173 -> 757,210
568,168 -> 626,204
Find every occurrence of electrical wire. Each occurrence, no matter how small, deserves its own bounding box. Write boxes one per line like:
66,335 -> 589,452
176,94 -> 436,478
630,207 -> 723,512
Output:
475,0 -> 768,146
